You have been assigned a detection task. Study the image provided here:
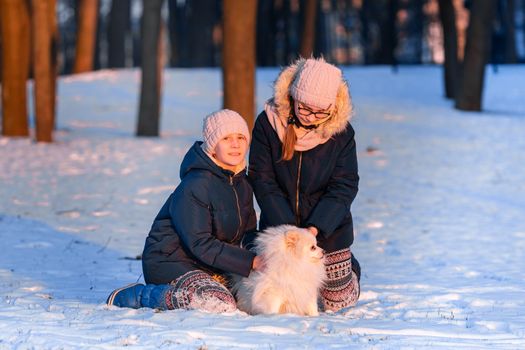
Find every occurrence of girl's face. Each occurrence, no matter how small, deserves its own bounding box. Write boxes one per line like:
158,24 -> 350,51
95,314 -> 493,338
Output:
213,133 -> 248,171
294,101 -> 332,126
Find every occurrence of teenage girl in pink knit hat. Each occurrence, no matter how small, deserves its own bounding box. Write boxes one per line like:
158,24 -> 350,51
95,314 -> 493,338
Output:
107,109 -> 264,313
248,57 -> 361,311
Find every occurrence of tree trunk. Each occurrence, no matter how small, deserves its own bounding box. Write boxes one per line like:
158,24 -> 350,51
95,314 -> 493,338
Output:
504,0 -> 517,63
438,0 -> 459,99
380,0 -> 398,66
523,0 -> 525,59
167,0 -> 178,66
73,0 -> 98,73
136,0 -> 164,137
94,0 -> 102,70
132,9 -> 142,67
49,0 -> 58,122
222,0 -> 257,128
108,0 -> 131,68
299,0 -> 317,58
256,0 -> 276,66
31,0 -> 55,142
284,0 -> 300,63
455,1 -> 496,111
360,0 -> 371,64
0,0 -> 30,137
273,0 -> 288,64
413,0 -> 424,63
58,0 -> 77,74
183,0 -> 217,67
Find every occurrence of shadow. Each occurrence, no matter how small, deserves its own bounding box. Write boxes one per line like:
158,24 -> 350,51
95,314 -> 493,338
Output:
481,109 -> 525,119
0,214 -> 143,305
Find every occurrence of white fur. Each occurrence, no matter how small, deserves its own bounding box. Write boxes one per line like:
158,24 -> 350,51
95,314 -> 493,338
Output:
232,225 -> 326,316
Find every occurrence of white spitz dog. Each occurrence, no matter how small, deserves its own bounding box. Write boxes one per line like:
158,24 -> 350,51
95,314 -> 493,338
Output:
232,225 -> 326,316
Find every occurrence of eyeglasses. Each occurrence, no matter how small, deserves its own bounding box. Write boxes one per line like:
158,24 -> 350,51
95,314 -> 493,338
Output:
296,104 -> 331,120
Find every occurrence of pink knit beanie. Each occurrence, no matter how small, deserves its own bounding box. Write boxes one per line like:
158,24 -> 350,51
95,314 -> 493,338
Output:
290,58 -> 342,110
202,109 -> 250,154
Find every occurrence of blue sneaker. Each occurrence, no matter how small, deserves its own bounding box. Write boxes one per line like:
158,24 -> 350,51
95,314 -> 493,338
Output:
106,283 -> 144,308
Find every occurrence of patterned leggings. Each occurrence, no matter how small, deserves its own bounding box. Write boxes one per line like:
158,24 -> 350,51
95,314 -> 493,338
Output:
320,248 -> 360,312
164,270 -> 237,313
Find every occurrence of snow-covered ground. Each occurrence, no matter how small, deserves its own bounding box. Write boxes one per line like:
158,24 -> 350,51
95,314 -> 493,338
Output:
1,66 -> 524,349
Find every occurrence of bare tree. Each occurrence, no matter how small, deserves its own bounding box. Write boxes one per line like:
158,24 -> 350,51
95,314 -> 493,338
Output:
438,0 -> 459,99
503,0 -> 517,63
360,0 -> 372,64
31,0 -> 57,142
381,0 -> 398,66
0,0 -> 30,137
222,0 -> 257,127
73,0 -> 99,73
136,0 -> 164,136
167,0 -> 179,66
49,0 -> 58,120
186,0 -> 218,67
108,0 -> 131,68
299,0 -> 317,58
256,0 -> 276,66
412,0 -> 424,63
455,1 -> 496,111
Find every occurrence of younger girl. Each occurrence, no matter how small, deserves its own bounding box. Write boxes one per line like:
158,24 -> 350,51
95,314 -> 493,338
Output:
107,109 -> 263,313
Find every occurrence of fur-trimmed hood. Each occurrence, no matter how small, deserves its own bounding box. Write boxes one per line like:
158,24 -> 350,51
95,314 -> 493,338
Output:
266,57 -> 353,140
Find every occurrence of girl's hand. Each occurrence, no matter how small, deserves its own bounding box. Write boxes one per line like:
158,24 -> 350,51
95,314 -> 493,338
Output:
252,255 -> 266,271
307,226 -> 318,236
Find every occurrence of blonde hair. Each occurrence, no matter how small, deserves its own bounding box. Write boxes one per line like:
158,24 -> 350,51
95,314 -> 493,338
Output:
280,123 -> 297,161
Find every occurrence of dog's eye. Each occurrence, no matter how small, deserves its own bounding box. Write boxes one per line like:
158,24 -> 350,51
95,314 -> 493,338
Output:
310,245 -> 316,251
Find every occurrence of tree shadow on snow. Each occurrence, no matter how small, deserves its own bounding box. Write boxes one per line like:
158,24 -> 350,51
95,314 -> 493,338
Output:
0,214 -> 143,305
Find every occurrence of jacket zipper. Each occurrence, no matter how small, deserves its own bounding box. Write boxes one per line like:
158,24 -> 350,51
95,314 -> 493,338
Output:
230,175 -> 242,242
295,152 -> 303,226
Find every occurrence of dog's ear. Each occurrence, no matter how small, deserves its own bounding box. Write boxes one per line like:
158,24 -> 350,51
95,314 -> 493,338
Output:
285,230 -> 300,249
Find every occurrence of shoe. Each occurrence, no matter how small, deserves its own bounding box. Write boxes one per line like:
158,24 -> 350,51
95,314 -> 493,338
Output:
106,282 -> 144,308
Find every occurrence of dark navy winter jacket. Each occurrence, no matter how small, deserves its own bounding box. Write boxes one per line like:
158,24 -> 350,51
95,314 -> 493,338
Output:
248,112 -> 359,252
142,142 -> 256,284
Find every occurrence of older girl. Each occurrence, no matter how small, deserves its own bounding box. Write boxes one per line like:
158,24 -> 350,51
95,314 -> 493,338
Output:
248,57 -> 360,312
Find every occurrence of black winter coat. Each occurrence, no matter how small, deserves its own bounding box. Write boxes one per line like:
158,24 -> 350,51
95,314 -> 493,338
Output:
248,112 -> 359,252
142,142 -> 256,284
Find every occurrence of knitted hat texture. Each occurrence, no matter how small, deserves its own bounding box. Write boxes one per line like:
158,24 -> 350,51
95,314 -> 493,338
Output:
290,58 -> 342,109
202,109 -> 250,154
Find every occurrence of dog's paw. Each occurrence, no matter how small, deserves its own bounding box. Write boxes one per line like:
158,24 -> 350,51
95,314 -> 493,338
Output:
305,303 -> 320,316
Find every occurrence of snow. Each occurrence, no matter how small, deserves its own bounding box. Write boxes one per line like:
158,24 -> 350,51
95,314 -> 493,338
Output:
1,65 -> 525,349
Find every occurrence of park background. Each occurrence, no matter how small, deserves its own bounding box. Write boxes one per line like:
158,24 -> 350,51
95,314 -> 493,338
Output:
1,1 -> 524,349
